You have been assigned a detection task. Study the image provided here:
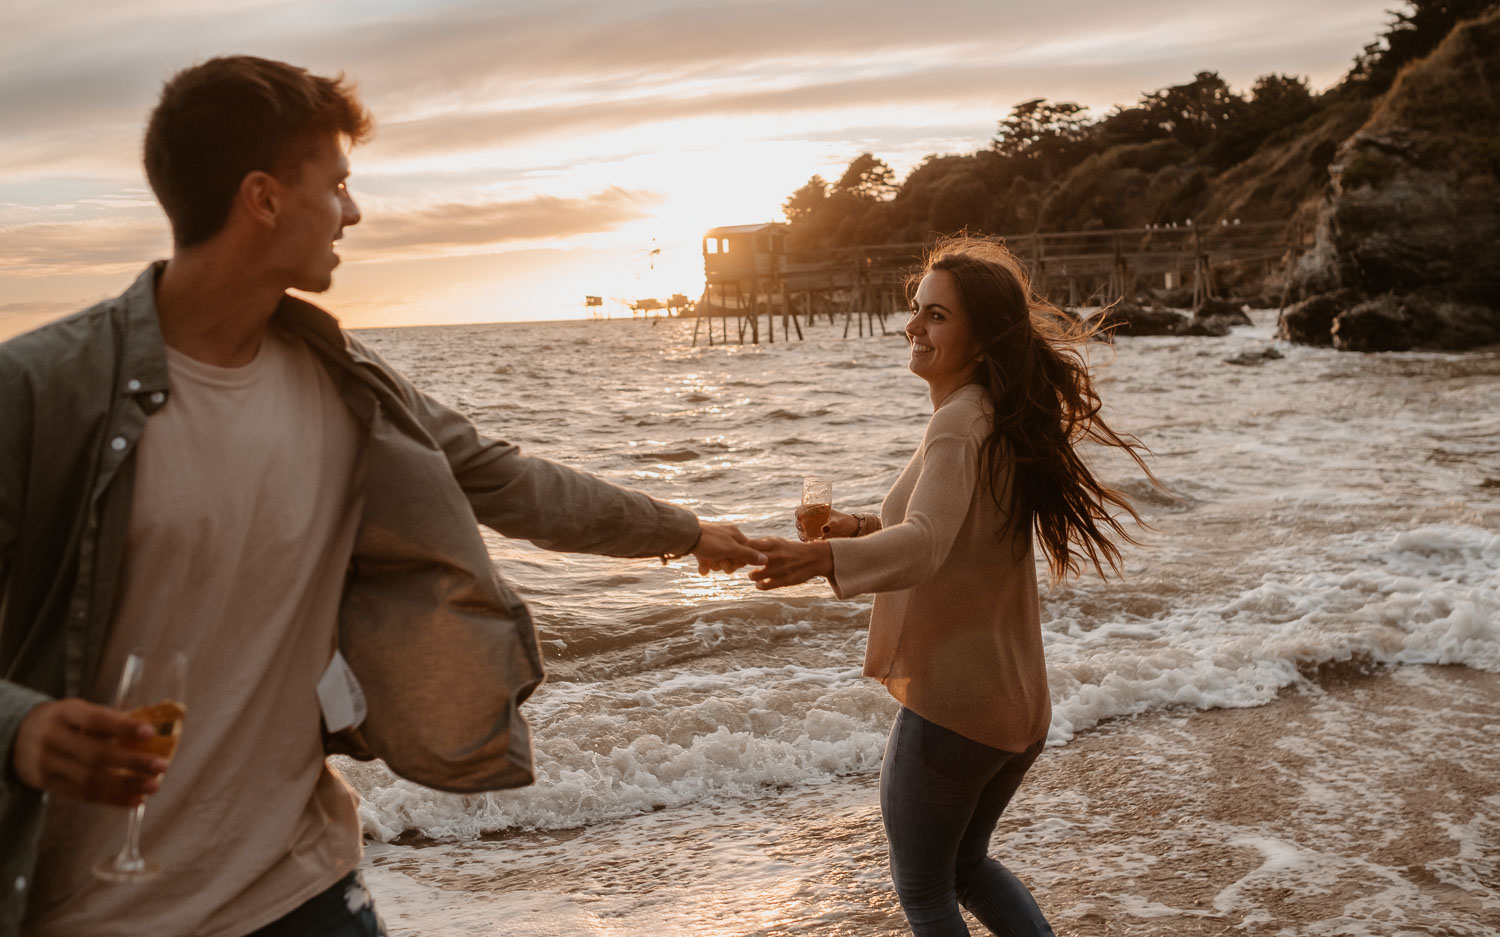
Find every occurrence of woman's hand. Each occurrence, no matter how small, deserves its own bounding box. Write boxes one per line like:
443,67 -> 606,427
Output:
746,536 -> 834,590
803,507 -> 860,541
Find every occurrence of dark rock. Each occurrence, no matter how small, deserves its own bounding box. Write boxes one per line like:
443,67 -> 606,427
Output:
1279,289 -> 1358,346
1180,316 -> 1233,337
1095,303 -> 1189,337
1285,11 -> 1500,350
1184,298 -> 1253,335
1149,287 -> 1195,309
1232,290 -> 1283,310
1400,290 -> 1500,349
1225,347 -> 1285,366
1332,295 -> 1415,352
1195,297 -> 1253,325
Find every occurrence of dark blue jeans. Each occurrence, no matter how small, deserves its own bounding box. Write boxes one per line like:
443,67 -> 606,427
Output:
880,707 -> 1054,936
243,870 -> 388,937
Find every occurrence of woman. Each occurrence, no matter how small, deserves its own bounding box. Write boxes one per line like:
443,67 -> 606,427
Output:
748,236 -> 1155,936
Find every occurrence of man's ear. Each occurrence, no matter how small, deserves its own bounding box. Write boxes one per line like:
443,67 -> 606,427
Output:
237,171 -> 281,230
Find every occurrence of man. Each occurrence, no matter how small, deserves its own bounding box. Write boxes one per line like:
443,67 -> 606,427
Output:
0,55 -> 763,937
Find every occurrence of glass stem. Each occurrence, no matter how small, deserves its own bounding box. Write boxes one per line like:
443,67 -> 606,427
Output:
114,804 -> 148,871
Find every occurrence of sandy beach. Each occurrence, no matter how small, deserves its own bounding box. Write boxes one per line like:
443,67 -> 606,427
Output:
362,662 -> 1499,935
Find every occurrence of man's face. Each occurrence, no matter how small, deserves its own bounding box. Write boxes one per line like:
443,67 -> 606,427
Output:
271,132 -> 361,293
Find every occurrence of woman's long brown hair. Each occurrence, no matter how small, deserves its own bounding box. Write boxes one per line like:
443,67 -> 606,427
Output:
920,235 -> 1158,581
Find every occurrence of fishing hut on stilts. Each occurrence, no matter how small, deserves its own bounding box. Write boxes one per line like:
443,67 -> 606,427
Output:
691,224 -> 914,347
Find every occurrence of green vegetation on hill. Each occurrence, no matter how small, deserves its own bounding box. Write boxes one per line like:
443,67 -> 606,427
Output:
781,0 -> 1499,249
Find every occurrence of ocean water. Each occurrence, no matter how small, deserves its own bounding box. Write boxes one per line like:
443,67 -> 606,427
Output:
340,310 -> 1500,934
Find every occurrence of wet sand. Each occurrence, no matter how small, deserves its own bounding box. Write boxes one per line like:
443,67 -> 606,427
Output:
363,664 -> 1500,935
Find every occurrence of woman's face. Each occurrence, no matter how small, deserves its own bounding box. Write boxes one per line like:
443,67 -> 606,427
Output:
906,270 -> 983,392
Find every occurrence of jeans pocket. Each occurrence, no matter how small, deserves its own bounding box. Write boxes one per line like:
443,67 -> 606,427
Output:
916,712 -> 1004,784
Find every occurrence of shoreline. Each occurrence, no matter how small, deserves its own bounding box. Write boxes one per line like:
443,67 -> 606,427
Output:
361,662 -> 1500,935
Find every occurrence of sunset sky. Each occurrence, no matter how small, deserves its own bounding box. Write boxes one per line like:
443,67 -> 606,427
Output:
1,0 -> 1393,337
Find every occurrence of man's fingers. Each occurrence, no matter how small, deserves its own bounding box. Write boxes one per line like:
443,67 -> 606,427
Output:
86,769 -> 160,807
49,730 -> 167,789
65,702 -> 149,741
13,699 -> 167,805
730,543 -> 768,566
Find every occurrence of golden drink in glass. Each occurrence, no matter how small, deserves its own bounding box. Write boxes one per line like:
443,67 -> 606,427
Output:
798,477 -> 833,542
93,650 -> 187,883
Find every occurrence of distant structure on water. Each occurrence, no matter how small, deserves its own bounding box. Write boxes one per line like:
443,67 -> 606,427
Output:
684,220 -> 1297,346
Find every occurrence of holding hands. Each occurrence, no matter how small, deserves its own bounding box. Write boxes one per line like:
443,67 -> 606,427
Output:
747,536 -> 832,590
687,520 -> 767,575
749,484 -> 876,589
681,483 -> 875,590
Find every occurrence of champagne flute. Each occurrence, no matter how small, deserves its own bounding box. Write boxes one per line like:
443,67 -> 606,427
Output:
92,650 -> 187,883
796,476 -> 833,542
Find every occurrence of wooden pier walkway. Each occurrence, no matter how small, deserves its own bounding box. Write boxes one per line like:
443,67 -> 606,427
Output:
686,220 -> 1294,346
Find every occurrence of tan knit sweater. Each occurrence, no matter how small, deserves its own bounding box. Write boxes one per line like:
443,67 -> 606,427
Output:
828,383 -> 1051,753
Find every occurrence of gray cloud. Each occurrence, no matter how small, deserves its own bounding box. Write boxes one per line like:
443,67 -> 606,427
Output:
340,186 -> 662,255
0,0 -> 1387,146
0,217 -> 170,273
0,187 -> 659,268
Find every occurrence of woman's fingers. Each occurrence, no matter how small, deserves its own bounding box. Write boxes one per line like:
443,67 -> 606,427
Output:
745,537 -> 831,589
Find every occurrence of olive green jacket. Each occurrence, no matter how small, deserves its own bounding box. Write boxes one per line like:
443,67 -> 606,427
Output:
0,263 -> 700,934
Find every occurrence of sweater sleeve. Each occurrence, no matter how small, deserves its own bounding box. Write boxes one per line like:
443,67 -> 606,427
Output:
826,431 -> 979,598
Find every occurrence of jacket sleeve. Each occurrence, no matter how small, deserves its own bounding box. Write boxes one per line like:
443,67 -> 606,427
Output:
825,432 -> 981,598
0,357 -> 53,778
346,335 -> 701,558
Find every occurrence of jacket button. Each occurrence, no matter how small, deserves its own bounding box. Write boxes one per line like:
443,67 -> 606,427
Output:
111,437 -> 127,451
150,391 -> 166,405
126,379 -> 141,392
13,876 -> 23,892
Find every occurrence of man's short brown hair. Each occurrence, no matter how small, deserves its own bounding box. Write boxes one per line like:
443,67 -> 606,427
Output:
144,55 -> 373,248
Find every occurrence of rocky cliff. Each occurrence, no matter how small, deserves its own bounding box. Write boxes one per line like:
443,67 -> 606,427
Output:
1283,10 -> 1500,350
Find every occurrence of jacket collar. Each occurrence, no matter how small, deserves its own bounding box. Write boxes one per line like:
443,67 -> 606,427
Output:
122,260 -> 363,384
116,262 -> 172,398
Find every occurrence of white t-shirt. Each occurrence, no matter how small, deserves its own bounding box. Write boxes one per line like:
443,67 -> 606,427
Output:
27,325 -> 366,937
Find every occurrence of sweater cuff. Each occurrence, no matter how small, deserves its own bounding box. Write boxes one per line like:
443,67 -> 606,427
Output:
827,536 -> 874,599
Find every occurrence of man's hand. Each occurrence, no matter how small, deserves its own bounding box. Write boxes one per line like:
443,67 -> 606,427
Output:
11,699 -> 168,806
689,521 -> 768,575
746,536 -> 834,590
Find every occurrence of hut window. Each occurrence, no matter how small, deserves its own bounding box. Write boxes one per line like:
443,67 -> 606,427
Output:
705,238 -> 717,254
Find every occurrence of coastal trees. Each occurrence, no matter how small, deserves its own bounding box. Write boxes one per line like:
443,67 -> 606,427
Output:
777,3 -> 1494,247
991,98 -> 1096,180
782,175 -> 828,223
1343,0 -> 1500,95
833,154 -> 898,200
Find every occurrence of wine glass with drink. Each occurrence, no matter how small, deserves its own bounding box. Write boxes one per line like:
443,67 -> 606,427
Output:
796,476 -> 833,542
92,649 -> 187,883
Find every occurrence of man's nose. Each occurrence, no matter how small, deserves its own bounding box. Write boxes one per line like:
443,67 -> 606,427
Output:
342,193 -> 362,228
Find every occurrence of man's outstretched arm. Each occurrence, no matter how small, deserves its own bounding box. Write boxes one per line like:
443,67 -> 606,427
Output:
351,336 -> 763,565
